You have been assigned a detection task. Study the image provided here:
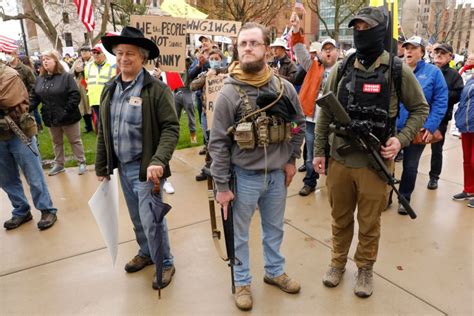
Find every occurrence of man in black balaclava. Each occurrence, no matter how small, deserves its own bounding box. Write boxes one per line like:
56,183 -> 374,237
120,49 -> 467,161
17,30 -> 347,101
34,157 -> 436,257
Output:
349,6 -> 387,68
313,6 -> 429,299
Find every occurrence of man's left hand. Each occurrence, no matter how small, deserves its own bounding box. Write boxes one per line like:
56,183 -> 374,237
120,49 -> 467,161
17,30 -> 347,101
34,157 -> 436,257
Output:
284,163 -> 296,187
381,137 -> 401,160
147,165 -> 164,184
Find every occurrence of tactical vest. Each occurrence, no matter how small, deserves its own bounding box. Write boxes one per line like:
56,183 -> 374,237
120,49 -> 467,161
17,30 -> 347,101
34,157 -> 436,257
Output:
231,77 -> 291,149
86,62 -> 116,106
337,54 -> 401,144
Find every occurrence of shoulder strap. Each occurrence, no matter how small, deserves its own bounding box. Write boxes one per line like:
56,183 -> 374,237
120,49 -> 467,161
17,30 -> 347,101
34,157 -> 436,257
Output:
391,55 -> 403,102
336,52 -> 357,85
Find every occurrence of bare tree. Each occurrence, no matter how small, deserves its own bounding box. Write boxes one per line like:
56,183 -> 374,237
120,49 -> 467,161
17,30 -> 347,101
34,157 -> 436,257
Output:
307,0 -> 367,41
196,0 -> 288,26
0,0 -> 112,52
416,0 -> 466,43
109,0 -> 147,27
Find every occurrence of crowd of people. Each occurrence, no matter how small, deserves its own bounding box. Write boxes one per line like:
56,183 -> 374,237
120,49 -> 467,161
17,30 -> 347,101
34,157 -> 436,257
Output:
1,4 -> 473,312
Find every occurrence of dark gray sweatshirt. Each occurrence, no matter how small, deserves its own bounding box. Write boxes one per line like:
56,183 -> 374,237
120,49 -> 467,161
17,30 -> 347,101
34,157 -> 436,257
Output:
209,74 -> 305,192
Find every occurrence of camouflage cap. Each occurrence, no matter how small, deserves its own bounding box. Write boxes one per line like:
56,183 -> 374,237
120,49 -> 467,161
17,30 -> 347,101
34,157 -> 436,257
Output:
348,6 -> 387,28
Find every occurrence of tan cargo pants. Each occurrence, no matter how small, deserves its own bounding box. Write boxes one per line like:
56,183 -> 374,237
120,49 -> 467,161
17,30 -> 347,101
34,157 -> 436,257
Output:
326,158 -> 391,269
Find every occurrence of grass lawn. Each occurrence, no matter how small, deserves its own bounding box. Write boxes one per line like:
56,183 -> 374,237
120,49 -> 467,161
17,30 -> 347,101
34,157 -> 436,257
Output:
37,112 -> 204,168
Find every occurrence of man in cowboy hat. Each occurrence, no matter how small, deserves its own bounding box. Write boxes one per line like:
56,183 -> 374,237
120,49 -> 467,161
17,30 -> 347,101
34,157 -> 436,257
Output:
95,26 -> 180,290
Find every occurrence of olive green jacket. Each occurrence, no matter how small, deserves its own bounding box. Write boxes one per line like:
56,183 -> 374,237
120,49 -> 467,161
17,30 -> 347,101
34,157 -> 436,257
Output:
314,51 -> 429,168
95,68 -> 179,181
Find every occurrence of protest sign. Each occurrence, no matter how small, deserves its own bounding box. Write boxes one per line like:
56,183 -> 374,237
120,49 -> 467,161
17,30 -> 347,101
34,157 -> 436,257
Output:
187,19 -> 241,37
130,15 -> 187,72
205,73 -> 226,129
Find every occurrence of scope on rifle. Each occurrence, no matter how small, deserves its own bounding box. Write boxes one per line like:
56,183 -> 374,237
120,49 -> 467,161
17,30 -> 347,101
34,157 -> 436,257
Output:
317,92 -> 351,125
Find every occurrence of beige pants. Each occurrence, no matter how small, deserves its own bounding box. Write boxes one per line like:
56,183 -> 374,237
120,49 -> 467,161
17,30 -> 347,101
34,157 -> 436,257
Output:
326,159 -> 391,269
48,122 -> 86,166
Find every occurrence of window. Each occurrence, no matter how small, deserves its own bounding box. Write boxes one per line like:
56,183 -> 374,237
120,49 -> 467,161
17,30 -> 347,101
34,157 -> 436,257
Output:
153,0 -> 158,7
64,32 -> 73,47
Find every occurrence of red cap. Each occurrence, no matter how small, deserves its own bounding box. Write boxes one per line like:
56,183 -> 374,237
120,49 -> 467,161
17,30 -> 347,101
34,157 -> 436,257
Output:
92,45 -> 103,53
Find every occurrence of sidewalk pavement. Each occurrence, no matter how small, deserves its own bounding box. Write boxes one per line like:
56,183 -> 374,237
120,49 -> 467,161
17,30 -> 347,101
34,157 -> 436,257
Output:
0,135 -> 471,315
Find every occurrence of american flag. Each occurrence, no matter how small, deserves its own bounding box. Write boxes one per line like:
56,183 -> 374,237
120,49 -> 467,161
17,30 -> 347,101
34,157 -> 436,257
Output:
73,0 -> 96,32
0,35 -> 19,53
295,0 -> 306,14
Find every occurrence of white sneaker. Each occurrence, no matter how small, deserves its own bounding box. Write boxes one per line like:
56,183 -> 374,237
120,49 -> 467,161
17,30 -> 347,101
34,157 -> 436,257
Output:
163,181 -> 175,194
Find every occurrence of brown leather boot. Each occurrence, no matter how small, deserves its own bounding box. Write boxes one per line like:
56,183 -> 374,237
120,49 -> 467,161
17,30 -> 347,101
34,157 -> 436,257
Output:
124,255 -> 153,273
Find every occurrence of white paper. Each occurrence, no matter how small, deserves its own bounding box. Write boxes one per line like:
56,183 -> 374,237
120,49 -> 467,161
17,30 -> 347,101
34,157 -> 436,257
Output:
88,173 -> 119,265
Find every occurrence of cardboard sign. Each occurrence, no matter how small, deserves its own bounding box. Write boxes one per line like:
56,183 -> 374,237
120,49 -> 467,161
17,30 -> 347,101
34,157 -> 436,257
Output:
130,15 -> 187,72
205,73 -> 226,129
187,19 -> 241,37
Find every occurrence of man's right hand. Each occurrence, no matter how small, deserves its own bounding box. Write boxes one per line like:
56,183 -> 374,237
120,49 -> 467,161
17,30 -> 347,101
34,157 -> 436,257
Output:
97,176 -> 110,182
313,157 -> 326,175
216,190 -> 235,220
290,12 -> 301,33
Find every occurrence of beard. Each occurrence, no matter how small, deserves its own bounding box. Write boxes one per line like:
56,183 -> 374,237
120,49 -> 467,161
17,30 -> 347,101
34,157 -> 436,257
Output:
240,58 -> 266,74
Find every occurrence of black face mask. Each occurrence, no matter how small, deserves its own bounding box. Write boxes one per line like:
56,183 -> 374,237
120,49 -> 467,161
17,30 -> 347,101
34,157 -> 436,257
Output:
353,22 -> 387,67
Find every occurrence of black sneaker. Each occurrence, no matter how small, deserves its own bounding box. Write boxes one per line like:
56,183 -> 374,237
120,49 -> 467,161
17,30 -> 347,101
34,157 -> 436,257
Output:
297,164 -> 306,172
427,178 -> 438,190
37,212 -> 57,230
198,147 -> 207,155
398,204 -> 408,215
299,185 -> 316,196
453,192 -> 474,200
4,212 -> 33,230
195,171 -> 207,181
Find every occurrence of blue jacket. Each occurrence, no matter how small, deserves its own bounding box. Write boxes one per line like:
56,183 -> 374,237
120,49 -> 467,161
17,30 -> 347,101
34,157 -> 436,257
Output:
455,77 -> 474,133
397,60 -> 448,133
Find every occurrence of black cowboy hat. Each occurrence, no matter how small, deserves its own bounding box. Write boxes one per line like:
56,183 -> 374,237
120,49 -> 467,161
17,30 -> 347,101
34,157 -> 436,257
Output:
101,26 -> 160,60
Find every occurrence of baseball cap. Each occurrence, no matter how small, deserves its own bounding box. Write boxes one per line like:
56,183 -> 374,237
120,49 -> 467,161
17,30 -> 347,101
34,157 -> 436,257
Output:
309,41 -> 321,53
348,6 -> 387,28
199,35 -> 212,42
321,38 -> 338,49
402,36 -> 426,49
434,43 -> 453,54
92,44 -> 103,53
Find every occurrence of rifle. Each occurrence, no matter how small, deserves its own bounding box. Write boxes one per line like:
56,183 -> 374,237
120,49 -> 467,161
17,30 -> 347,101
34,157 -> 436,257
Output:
317,92 -> 417,219
207,168 -> 241,294
2,114 -> 38,156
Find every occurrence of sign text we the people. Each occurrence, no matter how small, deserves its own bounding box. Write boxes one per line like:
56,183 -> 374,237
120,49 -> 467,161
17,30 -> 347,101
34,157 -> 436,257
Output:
131,15 -> 187,72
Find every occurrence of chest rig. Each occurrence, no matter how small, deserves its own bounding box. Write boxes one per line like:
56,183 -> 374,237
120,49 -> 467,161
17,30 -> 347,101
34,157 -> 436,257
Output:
337,60 -> 395,145
229,76 -> 292,149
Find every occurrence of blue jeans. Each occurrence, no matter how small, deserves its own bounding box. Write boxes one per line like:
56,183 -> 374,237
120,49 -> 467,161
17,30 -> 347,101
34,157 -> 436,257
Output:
399,143 -> 426,202
303,121 -> 319,188
175,90 -> 196,133
232,166 -> 287,286
0,135 -> 57,217
118,160 -> 173,267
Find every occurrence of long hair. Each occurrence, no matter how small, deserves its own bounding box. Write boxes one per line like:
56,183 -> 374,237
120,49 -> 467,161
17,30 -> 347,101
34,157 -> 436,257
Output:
39,50 -> 64,76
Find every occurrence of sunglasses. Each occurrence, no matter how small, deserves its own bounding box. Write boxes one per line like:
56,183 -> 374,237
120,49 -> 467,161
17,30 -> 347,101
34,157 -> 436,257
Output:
92,51 -> 102,55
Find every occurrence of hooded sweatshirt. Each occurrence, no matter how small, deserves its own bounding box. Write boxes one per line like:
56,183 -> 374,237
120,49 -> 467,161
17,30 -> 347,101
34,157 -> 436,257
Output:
208,75 -> 306,192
